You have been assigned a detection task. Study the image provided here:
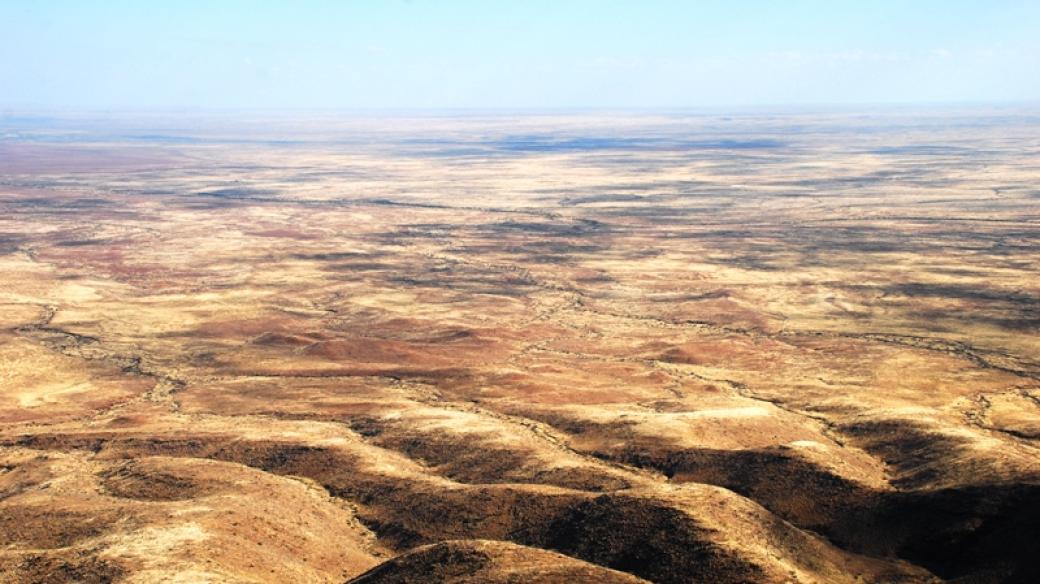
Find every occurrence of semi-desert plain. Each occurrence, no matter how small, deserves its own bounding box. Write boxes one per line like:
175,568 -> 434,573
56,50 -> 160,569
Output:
0,110 -> 1038,583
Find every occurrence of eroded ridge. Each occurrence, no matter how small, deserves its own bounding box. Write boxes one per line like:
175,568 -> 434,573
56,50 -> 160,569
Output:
1,110 -> 1039,583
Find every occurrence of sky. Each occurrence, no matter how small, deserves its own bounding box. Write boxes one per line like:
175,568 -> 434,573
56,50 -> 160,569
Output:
1,0 -> 1039,110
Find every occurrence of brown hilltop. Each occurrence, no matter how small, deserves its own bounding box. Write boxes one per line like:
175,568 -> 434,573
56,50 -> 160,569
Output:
346,540 -> 650,584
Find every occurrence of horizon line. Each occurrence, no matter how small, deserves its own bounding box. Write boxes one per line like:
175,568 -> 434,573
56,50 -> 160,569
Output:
4,99 -> 1040,118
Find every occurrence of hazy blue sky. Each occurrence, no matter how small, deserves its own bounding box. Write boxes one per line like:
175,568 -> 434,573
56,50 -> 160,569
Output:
2,0 -> 1038,109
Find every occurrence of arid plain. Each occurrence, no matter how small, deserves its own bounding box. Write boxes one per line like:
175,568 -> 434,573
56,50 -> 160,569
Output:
1,110 -> 1038,583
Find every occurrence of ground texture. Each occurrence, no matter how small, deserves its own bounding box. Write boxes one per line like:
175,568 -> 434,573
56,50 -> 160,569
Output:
1,110 -> 1038,583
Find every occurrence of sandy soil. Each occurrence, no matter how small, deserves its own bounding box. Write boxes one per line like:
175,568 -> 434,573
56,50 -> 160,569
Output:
1,109 -> 1038,583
